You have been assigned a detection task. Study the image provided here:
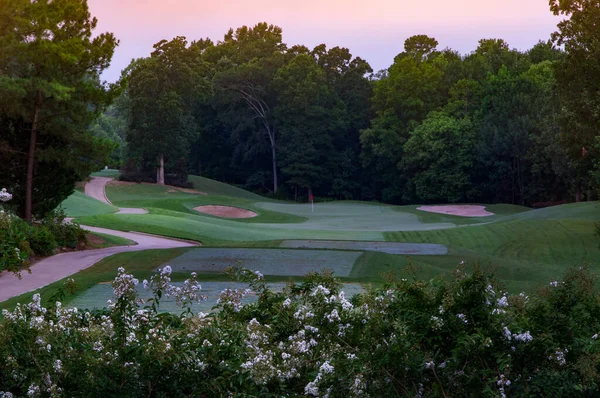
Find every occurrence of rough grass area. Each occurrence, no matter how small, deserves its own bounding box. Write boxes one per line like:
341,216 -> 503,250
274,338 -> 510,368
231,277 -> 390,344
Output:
61,191 -> 118,217
68,282 -> 365,314
280,240 -> 448,255
166,248 -> 362,276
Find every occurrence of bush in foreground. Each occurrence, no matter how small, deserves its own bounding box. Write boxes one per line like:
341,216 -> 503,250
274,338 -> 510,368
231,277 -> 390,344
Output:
1,189 -> 87,273
1,266 -> 600,397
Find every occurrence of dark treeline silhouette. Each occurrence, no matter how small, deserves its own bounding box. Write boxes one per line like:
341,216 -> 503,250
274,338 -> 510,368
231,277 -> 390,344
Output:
95,17 -> 600,206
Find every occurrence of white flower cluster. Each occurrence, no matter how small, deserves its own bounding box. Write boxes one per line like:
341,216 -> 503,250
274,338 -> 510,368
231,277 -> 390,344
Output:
0,188 -> 12,202
503,326 -> 533,345
497,374 -> 511,398
216,288 -> 252,312
304,361 -> 335,397
112,267 -> 139,299
549,348 -> 568,366
514,331 -> 533,343
431,315 -> 444,330
143,266 -> 206,308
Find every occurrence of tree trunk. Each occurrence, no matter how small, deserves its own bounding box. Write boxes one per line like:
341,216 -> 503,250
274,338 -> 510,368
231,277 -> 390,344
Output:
294,185 -> 298,202
271,139 -> 278,194
157,154 -> 165,185
198,160 -> 202,177
25,90 -> 42,222
575,188 -> 581,202
587,188 -> 592,201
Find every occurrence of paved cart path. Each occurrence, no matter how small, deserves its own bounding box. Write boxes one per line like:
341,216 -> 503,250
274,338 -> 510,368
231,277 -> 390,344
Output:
0,177 -> 198,303
85,176 -> 148,214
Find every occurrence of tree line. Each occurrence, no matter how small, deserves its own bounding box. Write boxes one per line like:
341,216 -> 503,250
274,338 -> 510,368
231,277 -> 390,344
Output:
106,13 -> 598,206
1,0 -> 599,220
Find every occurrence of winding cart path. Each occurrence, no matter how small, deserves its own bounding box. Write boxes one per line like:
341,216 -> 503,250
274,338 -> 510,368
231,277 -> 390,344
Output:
0,178 -> 197,302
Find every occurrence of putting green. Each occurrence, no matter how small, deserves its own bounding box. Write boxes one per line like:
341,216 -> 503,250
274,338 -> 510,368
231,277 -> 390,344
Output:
68,282 -> 365,314
165,248 -> 362,276
255,202 -> 456,231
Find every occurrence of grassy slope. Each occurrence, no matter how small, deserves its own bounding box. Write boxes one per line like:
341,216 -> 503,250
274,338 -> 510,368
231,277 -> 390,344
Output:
61,191 -> 118,217
383,203 -> 600,291
188,175 -> 266,200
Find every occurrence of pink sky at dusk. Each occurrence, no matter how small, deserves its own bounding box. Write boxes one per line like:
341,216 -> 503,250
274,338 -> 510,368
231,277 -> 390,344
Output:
88,0 -> 562,82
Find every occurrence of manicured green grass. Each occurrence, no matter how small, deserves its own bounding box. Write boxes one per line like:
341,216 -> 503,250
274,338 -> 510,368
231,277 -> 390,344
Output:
89,232 -> 136,247
105,183 -> 306,224
395,203 -> 531,226
384,216 -> 600,291
188,175 -> 266,200
91,168 -> 120,178
64,174 -> 600,297
61,191 -> 118,217
166,247 -> 362,277
76,209 -> 385,244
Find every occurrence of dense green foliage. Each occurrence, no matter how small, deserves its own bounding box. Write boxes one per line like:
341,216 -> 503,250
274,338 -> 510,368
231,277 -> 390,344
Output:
102,13 -> 597,206
2,266 -> 600,396
0,0 -> 118,220
0,206 -> 87,273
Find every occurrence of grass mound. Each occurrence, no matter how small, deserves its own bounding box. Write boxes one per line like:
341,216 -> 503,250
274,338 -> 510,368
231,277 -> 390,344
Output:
188,175 -> 266,200
61,191 -> 118,217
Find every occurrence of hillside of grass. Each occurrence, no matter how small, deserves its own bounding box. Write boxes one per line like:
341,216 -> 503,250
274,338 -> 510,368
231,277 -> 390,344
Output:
61,191 -> 118,217
384,203 -> 600,290
188,175 -> 267,200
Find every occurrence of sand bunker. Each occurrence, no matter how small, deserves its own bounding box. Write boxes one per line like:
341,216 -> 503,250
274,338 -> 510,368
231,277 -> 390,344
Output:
194,205 -> 258,219
417,205 -> 494,217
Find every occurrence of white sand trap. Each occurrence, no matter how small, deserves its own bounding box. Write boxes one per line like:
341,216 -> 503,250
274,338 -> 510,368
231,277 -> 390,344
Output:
194,205 -> 258,219
417,205 -> 494,217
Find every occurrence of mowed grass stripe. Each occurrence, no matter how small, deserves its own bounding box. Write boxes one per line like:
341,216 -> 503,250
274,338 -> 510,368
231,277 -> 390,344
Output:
385,219 -> 600,268
280,240 -> 447,255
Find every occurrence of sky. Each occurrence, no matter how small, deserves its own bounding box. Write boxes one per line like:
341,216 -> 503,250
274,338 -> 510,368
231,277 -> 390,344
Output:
88,0 -> 562,83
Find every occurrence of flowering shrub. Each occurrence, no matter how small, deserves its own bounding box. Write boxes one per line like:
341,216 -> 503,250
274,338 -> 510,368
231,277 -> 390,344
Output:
0,189 -> 87,273
0,189 -> 32,273
0,188 -> 12,202
1,265 -> 600,397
